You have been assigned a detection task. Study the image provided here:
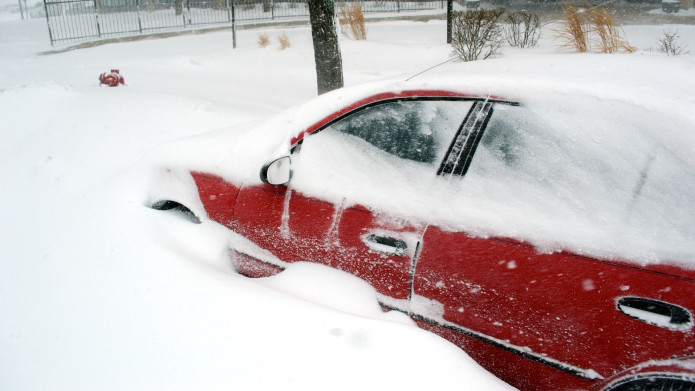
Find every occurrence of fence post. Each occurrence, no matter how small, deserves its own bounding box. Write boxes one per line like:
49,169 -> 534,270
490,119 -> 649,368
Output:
18,0 -> 25,19
397,0 -> 400,13
43,0 -> 55,45
93,0 -> 101,38
136,0 -> 142,33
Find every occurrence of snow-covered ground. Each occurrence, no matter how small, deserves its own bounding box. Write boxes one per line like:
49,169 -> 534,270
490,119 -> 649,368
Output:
1,7 -> 694,391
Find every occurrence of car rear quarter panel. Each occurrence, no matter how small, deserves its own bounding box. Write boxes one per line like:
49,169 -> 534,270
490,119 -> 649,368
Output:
413,227 -> 695,389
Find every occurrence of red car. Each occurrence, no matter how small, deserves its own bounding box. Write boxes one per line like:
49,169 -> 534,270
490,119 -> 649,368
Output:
151,58 -> 695,391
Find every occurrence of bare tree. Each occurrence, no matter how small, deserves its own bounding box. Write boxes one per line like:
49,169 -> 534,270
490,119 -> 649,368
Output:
447,0 -> 453,43
504,11 -> 541,48
308,0 -> 344,95
657,29 -> 689,56
450,9 -> 505,62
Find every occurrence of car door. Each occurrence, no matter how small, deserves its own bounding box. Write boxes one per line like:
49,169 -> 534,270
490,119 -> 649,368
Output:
232,97 -> 476,301
409,102 -> 695,390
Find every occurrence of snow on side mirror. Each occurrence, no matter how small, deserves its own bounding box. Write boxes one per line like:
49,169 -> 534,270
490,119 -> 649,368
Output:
260,156 -> 292,186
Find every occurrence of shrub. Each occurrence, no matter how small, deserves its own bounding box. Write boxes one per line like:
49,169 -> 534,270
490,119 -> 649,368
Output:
589,8 -> 635,53
554,5 -> 589,52
504,11 -> 541,48
257,32 -> 270,48
339,4 -> 367,40
450,9 -> 505,62
657,29 -> 689,55
278,33 -> 291,49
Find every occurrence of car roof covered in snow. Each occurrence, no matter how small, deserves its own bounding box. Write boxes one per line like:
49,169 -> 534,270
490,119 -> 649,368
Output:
284,53 -> 694,153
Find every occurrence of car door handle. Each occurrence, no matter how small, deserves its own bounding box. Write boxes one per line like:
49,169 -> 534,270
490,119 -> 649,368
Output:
362,234 -> 408,257
617,297 -> 692,331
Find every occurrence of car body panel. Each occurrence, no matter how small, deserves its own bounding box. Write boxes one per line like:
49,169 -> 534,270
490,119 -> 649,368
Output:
165,77 -> 695,390
414,318 -> 596,391
228,183 -> 420,300
413,227 -> 695,387
193,172 -> 241,225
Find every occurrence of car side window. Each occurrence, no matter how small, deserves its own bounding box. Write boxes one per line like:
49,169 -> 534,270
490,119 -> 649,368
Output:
289,99 -> 473,212
449,101 -> 695,259
321,100 -> 473,165
462,104 -> 618,215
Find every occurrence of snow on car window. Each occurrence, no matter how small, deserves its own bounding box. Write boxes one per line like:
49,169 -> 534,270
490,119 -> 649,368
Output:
323,100 -> 473,165
466,103 -> 640,218
291,100 -> 472,215
626,149 -> 695,259
455,100 -> 695,263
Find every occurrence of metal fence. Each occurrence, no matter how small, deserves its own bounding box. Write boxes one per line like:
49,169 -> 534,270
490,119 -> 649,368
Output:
43,0 -> 445,46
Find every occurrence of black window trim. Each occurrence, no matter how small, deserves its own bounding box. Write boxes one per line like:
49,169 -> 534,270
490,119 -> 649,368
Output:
437,100 -> 495,177
290,97 -> 519,155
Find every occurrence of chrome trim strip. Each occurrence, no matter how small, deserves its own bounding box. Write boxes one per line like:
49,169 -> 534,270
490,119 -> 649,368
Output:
378,299 -> 604,381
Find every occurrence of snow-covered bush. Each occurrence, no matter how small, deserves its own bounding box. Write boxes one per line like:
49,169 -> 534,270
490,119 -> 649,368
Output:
657,29 -> 689,55
503,11 -> 541,48
450,9 -> 505,62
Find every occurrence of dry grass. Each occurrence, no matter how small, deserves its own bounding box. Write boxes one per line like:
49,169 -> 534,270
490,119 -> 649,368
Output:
278,33 -> 291,50
257,32 -> 270,48
554,5 -> 589,52
554,5 -> 636,53
589,8 -> 636,53
339,4 -> 367,40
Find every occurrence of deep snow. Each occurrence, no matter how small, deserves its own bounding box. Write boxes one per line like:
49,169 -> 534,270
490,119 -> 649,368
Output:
1,7 -> 694,391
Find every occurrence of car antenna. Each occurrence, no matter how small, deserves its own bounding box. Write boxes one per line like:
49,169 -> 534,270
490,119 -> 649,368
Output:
405,58 -> 456,82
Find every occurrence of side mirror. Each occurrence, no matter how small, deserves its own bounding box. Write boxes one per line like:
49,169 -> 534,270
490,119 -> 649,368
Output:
260,156 -> 292,185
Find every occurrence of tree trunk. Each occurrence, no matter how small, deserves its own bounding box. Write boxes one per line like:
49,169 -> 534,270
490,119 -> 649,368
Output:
307,0 -> 344,95
447,0 -> 453,43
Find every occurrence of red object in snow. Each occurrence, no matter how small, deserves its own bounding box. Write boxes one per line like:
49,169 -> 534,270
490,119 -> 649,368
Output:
181,89 -> 695,391
99,69 -> 125,87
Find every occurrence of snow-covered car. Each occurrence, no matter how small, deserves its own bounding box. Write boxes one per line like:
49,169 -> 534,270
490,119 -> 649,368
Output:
149,56 -> 695,391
